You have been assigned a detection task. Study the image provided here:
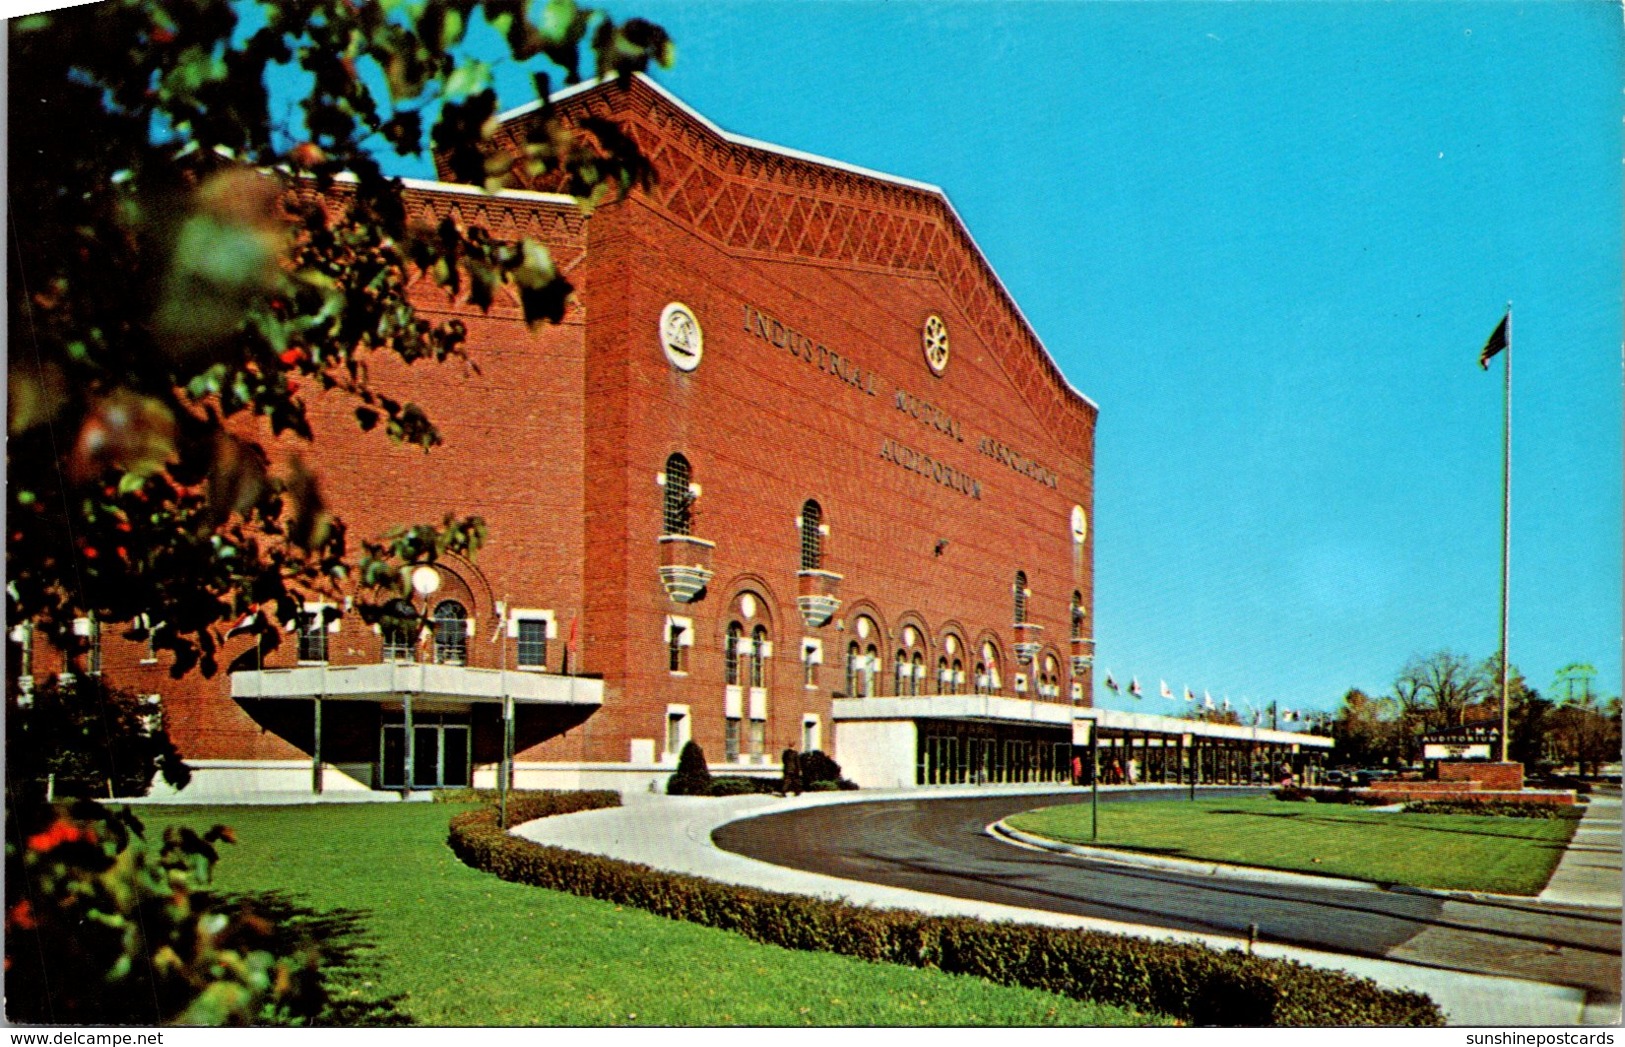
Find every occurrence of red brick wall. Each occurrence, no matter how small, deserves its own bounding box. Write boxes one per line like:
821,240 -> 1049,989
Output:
1439,761 -> 1524,790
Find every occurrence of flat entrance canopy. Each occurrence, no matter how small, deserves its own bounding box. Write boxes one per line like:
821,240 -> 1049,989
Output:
230,664 -> 604,792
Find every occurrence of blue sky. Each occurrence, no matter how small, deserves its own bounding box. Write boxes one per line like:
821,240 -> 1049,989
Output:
73,0 -> 1616,716
525,1 -> 1623,716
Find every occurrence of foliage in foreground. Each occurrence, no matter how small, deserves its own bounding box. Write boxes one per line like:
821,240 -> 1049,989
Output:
450,800 -> 1442,1027
8,675 -> 192,805
5,801 -> 321,1025
9,0 -> 671,678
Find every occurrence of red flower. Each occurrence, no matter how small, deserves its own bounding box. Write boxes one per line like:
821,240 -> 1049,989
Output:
26,821 -> 85,853
8,900 -> 36,931
278,348 -> 307,367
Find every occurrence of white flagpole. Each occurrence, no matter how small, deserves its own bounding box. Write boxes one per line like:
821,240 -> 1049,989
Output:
1499,303 -> 1513,763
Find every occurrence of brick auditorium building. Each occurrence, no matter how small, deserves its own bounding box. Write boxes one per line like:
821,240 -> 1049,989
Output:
24,75 -> 1328,798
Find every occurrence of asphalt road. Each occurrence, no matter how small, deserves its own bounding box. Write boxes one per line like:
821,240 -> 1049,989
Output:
712,788 -> 1622,998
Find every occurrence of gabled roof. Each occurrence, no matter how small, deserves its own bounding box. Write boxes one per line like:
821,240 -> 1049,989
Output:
481,74 -> 1099,432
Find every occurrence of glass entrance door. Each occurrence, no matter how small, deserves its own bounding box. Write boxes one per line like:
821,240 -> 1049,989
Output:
381,717 -> 471,789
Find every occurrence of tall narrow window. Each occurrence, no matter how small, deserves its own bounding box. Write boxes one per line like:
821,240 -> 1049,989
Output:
847,642 -> 862,697
1071,591 -> 1085,641
724,622 -> 743,685
911,651 -> 924,695
895,650 -> 910,697
750,625 -> 769,688
802,641 -> 819,688
297,606 -> 330,663
517,619 -> 548,669
725,717 -> 741,762
432,601 -> 468,665
975,661 -> 989,695
937,656 -> 950,695
663,453 -> 692,536
799,500 -> 823,571
865,644 -> 879,697
951,658 -> 963,695
668,621 -> 689,673
1013,571 -> 1029,625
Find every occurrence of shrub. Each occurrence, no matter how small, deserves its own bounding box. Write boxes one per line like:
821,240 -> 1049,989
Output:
1273,786 -> 1310,802
800,749 -> 842,788
1403,801 -> 1578,820
447,803 -> 1443,1027
708,776 -> 765,797
667,741 -> 713,796
6,800 -> 323,1025
807,780 -> 840,792
781,749 -> 804,796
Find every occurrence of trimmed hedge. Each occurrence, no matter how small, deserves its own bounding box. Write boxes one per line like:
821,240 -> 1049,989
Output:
1404,800 -> 1580,820
451,802 -> 1442,1027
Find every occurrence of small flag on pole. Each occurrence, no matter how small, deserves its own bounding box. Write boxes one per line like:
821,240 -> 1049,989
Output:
1160,680 -> 1173,700
226,610 -> 261,638
1104,671 -> 1120,693
1203,690 -> 1214,710
1479,313 -> 1509,369
1184,686 -> 1195,704
1129,677 -> 1143,698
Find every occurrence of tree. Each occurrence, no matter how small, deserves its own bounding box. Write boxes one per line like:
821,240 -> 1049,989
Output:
1548,663 -> 1619,777
1394,651 -> 1485,732
1329,688 -> 1400,768
8,676 -> 191,805
8,0 -> 673,681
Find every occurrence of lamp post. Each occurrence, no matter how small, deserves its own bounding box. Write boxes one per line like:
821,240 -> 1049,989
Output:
1183,732 -> 1195,801
406,565 -> 441,792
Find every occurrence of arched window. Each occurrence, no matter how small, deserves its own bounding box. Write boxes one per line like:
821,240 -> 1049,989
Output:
982,641 -> 1001,694
724,621 -> 744,685
895,650 -> 910,696
750,625 -> 769,688
1013,571 -> 1029,625
951,658 -> 964,696
663,453 -> 692,536
975,661 -> 989,695
800,500 -> 823,571
865,644 -> 879,697
937,656 -> 950,695
432,601 -> 468,665
1071,591 -> 1085,641
847,642 -> 862,697
911,651 -> 924,695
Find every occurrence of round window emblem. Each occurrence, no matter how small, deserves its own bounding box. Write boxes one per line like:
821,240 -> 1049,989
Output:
922,314 -> 950,376
739,593 -> 757,619
660,302 -> 703,371
1070,505 -> 1088,545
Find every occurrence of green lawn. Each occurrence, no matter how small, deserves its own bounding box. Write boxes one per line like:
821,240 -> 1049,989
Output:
1007,797 -> 1581,895
140,803 -> 1167,1026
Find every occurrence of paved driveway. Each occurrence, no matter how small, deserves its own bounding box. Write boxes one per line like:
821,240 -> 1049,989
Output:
713,789 -> 1622,999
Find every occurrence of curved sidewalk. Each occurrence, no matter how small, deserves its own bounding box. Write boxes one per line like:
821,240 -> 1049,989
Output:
514,785 -> 1606,1026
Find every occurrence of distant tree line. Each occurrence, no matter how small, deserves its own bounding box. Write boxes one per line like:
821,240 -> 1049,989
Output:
1330,653 -> 1620,775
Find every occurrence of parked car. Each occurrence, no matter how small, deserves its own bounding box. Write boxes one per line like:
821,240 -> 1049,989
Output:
1323,769 -> 1352,786
1355,768 -> 1396,787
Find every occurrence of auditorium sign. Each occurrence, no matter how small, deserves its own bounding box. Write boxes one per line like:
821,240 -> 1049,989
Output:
740,299 -> 1064,503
